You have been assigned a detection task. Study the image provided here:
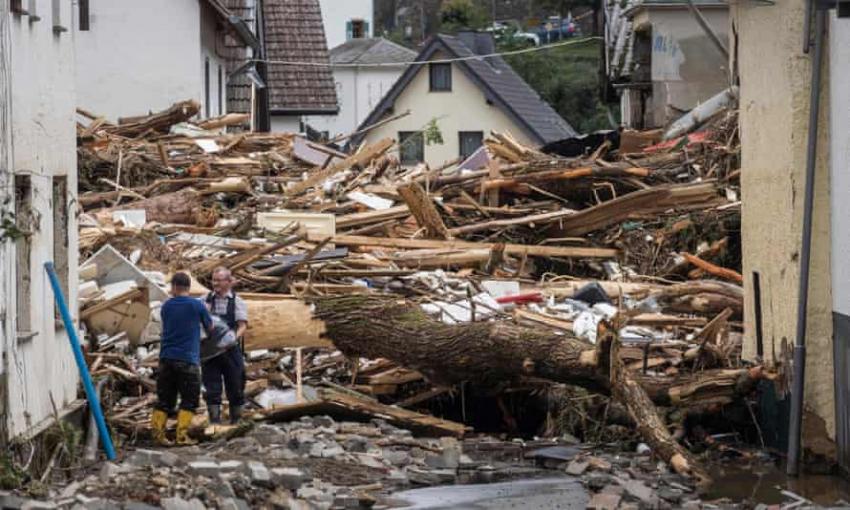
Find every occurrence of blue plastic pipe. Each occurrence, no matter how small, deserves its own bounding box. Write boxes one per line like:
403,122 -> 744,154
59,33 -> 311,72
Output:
44,262 -> 117,460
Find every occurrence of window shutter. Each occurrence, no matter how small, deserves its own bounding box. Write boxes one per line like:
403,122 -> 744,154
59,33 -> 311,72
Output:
346,20 -> 353,41
364,21 -> 370,37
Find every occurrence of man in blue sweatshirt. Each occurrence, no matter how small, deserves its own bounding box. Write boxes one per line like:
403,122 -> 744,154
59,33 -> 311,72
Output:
151,272 -> 213,446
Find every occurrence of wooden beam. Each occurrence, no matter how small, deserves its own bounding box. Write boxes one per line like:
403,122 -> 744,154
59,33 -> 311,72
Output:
396,181 -> 450,239
309,232 -> 619,259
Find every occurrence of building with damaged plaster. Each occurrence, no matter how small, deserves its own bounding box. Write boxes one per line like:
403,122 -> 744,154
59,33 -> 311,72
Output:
0,0 -> 79,442
606,0 -> 729,129
734,2 -> 850,473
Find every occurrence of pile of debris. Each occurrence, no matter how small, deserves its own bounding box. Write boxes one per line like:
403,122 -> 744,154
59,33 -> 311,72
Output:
67,99 -> 762,497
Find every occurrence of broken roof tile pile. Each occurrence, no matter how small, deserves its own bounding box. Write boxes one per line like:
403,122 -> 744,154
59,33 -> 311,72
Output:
262,0 -> 338,114
56,95 -> 773,507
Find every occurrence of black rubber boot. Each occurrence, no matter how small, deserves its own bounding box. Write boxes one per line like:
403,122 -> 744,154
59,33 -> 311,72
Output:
208,404 -> 222,424
229,404 -> 242,425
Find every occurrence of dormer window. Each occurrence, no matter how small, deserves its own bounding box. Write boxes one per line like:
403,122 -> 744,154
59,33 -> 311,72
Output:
346,19 -> 368,40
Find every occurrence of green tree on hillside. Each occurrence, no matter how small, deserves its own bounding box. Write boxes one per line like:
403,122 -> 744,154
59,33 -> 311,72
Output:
439,0 -> 489,33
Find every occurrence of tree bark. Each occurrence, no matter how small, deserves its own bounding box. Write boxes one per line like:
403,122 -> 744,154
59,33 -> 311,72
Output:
310,295 -> 766,484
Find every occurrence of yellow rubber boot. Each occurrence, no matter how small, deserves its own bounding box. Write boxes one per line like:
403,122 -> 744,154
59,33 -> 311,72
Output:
175,410 -> 197,446
150,409 -> 173,446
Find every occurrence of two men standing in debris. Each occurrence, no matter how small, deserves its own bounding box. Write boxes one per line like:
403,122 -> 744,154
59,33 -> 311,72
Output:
151,267 -> 248,445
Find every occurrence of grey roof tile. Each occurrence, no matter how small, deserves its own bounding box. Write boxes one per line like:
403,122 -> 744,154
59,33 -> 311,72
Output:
330,37 -> 418,65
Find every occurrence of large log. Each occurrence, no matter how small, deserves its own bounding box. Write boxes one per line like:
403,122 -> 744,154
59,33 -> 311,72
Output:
243,298 -> 331,350
310,294 -> 716,482
95,188 -> 214,226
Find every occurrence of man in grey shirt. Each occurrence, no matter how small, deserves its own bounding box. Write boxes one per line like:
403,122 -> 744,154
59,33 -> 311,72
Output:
202,267 -> 248,424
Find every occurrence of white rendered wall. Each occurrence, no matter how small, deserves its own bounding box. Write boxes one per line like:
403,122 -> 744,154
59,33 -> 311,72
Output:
6,0 -> 79,439
306,66 -> 405,138
75,0 -> 204,121
319,0 -> 373,50
271,115 -> 302,134
830,13 -> 850,317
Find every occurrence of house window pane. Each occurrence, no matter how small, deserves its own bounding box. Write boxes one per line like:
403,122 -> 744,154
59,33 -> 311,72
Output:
218,65 -> 223,116
399,131 -> 424,165
351,19 -> 366,39
53,176 -> 69,323
459,131 -> 483,159
15,175 -> 32,335
79,0 -> 90,30
429,63 -> 452,92
204,58 -> 210,118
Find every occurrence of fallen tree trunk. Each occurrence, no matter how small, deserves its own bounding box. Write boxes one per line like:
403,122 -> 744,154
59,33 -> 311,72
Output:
309,294 -> 766,484
95,188 -> 215,226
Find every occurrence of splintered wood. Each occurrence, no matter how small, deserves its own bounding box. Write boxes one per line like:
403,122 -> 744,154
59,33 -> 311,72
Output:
77,100 -> 751,483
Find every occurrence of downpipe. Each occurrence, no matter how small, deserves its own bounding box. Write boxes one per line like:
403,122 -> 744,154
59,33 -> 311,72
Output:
787,4 -> 827,477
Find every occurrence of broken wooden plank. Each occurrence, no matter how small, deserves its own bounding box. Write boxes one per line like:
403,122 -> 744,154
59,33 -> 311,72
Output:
309,233 -> 619,259
396,181 -> 450,239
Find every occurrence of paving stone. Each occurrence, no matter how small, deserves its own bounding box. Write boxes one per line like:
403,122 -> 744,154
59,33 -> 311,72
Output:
98,462 -> 128,482
21,501 -> 58,510
187,460 -> 221,477
587,492 -> 622,510
353,453 -> 385,469
245,461 -> 272,487
126,449 -> 168,468
407,467 -> 457,486
320,445 -> 345,458
211,475 -> 236,498
160,497 -> 205,510
122,502 -> 159,510
619,479 -> 660,507
382,449 -> 411,467
586,473 -> 616,492
271,467 -> 309,490
218,460 -> 244,473
311,415 -> 335,428
296,485 -> 334,503
285,500 -> 313,510
657,487 -> 683,504
343,435 -> 370,453
565,460 -> 589,476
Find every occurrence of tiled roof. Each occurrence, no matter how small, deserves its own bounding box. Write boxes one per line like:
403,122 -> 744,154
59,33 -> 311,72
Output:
262,0 -> 338,114
330,37 -> 417,65
353,33 -> 577,146
440,34 -> 577,143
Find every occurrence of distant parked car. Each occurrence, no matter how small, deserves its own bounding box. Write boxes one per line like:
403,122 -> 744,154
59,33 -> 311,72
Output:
486,20 -> 540,47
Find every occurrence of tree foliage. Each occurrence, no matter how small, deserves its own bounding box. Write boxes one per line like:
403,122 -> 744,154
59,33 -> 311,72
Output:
502,39 -> 615,133
439,0 -> 489,33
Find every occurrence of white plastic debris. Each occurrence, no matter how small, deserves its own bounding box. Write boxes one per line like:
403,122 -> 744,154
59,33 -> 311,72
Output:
347,191 -> 394,210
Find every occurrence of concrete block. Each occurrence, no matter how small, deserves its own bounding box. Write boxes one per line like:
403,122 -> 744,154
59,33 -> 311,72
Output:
271,467 -> 309,490
245,461 -> 272,487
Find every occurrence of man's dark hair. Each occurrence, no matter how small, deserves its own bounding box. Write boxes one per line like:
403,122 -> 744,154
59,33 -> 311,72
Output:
171,272 -> 191,289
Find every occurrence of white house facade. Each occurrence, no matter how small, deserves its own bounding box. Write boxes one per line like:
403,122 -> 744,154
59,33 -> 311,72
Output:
305,38 -> 415,139
357,33 -> 576,168
74,0 -> 251,121
2,0 -> 79,441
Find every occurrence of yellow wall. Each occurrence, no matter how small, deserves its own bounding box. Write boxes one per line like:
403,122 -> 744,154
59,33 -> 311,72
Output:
734,1 -> 835,448
362,52 -> 536,167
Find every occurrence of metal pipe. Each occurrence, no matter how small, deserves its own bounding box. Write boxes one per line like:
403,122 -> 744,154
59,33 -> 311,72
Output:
44,262 -> 116,461
685,0 -> 729,60
787,5 -> 827,477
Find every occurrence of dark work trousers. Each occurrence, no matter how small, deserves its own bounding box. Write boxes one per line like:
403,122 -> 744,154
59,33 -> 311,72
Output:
155,359 -> 201,413
202,346 -> 245,407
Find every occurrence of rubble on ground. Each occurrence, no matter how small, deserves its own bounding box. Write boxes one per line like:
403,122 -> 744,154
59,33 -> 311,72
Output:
4,99 -> 794,507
